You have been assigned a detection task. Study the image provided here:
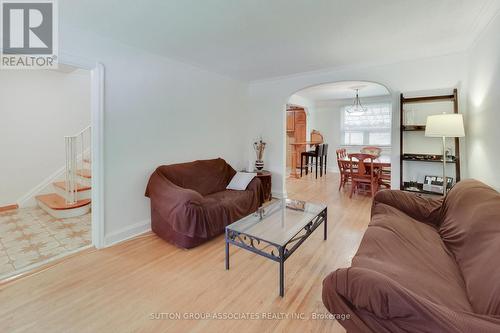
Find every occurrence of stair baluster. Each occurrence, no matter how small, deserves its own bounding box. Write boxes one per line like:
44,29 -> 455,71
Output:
64,126 -> 91,205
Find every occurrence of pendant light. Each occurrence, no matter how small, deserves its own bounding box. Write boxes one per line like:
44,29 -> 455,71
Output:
346,88 -> 367,113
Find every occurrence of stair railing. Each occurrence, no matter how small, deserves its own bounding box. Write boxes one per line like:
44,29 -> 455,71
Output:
64,126 -> 91,204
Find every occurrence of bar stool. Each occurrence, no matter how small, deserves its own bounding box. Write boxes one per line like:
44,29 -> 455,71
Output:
300,144 -> 323,179
320,144 -> 329,176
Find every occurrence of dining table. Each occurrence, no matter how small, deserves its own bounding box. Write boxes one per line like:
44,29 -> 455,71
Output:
288,141 -> 322,178
339,155 -> 391,168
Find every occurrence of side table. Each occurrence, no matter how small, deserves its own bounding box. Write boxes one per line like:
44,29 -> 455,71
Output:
256,170 -> 272,202
242,170 -> 272,202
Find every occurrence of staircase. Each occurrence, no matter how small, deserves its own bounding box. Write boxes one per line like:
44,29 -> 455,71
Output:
35,127 -> 92,219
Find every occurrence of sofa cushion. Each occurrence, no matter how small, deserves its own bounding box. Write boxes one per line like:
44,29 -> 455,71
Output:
356,202 -> 472,312
372,189 -> 444,226
226,172 -> 256,190
157,158 -> 235,196
439,179 -> 500,315
204,189 -> 257,221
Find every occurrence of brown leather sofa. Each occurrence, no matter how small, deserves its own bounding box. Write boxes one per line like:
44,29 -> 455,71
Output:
322,179 -> 500,333
145,158 -> 263,249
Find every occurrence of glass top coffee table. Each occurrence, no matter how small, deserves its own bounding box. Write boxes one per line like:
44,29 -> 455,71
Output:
225,199 -> 327,297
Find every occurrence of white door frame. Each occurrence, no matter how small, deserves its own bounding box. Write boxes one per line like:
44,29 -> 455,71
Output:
59,52 -> 105,248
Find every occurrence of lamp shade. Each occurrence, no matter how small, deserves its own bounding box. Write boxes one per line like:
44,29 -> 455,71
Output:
425,114 -> 465,137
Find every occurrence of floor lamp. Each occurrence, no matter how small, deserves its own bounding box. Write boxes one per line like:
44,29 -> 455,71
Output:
425,114 -> 465,195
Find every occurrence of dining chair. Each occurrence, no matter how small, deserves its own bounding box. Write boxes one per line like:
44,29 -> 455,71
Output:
337,158 -> 353,191
336,148 -> 350,190
348,153 -> 381,198
379,168 -> 391,189
336,148 -> 347,159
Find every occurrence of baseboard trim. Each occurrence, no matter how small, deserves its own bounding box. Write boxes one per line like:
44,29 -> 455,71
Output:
104,219 -> 151,247
16,166 -> 66,208
271,191 -> 286,199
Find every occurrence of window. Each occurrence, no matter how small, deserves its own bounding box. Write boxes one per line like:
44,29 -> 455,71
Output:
341,103 -> 392,146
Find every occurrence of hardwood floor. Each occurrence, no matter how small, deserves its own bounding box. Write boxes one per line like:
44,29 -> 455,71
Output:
0,172 -> 372,333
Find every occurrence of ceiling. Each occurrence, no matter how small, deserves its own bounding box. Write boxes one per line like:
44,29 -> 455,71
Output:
61,0 -> 500,81
295,81 -> 390,101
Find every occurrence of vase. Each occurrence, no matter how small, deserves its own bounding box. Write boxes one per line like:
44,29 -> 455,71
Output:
255,160 -> 264,170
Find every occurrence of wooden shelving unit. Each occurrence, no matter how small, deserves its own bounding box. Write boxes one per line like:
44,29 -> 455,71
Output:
402,94 -> 455,104
401,157 -> 457,163
399,89 -> 461,194
401,125 -> 426,131
286,105 -> 307,170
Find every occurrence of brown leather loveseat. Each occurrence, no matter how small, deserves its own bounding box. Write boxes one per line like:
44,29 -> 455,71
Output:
145,158 -> 263,249
322,179 -> 500,332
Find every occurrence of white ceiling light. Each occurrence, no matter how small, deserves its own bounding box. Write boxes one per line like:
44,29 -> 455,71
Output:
345,88 -> 367,113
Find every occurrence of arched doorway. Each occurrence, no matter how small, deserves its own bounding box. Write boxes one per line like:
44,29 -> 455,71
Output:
284,80 -> 393,195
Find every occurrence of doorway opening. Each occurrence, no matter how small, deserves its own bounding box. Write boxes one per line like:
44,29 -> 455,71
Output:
285,81 -> 392,197
0,60 -> 104,281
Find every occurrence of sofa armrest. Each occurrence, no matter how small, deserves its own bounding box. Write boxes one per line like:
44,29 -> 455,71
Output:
373,190 -> 443,226
324,268 -> 500,333
245,177 -> 264,206
145,169 -> 204,207
330,267 -> 416,320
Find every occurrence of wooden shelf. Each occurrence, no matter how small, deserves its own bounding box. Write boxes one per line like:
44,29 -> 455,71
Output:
402,157 -> 457,163
399,88 -> 461,191
402,187 -> 442,196
402,94 -> 455,104
402,182 -> 445,196
402,125 -> 426,131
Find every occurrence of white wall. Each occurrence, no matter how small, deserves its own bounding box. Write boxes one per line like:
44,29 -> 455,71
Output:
58,25 -> 249,244
309,100 -> 341,171
246,54 -> 468,196
466,12 -> 500,190
0,69 -> 90,206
